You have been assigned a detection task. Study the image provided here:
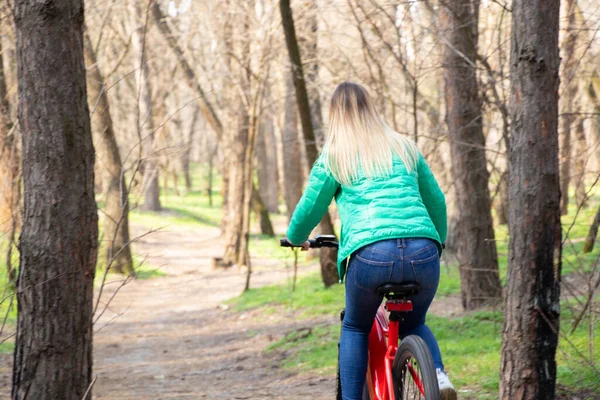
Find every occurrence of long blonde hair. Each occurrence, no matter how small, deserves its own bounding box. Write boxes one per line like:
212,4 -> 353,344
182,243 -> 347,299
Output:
322,82 -> 419,185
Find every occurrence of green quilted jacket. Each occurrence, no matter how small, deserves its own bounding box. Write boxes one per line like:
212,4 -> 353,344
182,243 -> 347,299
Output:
286,152 -> 447,282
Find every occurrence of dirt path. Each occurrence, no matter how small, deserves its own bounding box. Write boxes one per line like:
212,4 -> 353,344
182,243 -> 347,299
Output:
0,220 -> 464,400
90,223 -> 335,400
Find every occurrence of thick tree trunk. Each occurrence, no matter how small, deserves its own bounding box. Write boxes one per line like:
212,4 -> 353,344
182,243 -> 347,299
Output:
500,1 -> 562,399
281,72 -> 304,219
559,0 -> 579,215
12,1 -> 98,398
280,0 -> 338,287
222,109 -> 249,266
256,115 -> 279,213
0,30 -> 18,234
130,0 -> 160,211
440,0 -> 501,310
84,33 -> 134,276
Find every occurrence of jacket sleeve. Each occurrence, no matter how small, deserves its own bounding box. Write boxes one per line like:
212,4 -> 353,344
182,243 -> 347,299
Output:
417,153 -> 447,243
287,159 -> 340,245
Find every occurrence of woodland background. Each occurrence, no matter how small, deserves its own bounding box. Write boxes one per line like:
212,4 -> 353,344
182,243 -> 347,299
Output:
0,0 -> 599,398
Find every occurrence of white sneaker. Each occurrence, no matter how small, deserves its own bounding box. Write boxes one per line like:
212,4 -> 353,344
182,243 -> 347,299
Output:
436,369 -> 457,400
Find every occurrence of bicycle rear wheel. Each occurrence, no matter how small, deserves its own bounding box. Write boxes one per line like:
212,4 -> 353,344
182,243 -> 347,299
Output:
393,335 -> 440,400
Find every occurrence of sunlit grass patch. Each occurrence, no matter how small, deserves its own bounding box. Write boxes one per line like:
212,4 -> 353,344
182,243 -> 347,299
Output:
229,273 -> 344,318
234,271 -> 600,398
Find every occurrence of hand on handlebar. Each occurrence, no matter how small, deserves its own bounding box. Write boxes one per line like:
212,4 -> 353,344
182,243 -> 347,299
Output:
283,237 -> 311,251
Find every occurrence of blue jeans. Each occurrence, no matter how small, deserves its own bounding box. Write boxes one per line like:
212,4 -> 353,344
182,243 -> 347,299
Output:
339,238 -> 444,400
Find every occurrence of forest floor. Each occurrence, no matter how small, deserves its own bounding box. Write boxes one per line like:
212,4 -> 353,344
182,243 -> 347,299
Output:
0,213 -> 462,400
89,222 -> 341,399
1,186 -> 598,399
0,214 -> 345,399
90,218 -> 462,399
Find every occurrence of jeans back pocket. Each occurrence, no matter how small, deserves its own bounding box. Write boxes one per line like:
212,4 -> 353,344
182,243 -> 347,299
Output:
410,251 -> 440,290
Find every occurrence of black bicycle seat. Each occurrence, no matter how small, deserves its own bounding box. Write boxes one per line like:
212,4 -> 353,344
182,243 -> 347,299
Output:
376,282 -> 420,298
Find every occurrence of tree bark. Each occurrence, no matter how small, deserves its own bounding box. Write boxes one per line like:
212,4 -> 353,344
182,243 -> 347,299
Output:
280,0 -> 318,166
12,1 -> 98,397
500,1 -> 562,398
256,115 -> 279,213
280,0 -> 338,287
559,0 -> 579,215
440,0 -> 501,310
281,71 -> 304,219
300,0 -> 325,149
221,1 -> 254,267
130,0 -> 160,211
84,32 -> 134,276
182,106 -> 199,191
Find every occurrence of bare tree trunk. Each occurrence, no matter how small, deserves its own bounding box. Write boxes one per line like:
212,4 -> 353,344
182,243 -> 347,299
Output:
12,1 -> 98,397
84,33 -> 134,276
440,0 -> 501,310
222,107 -> 250,266
301,1 -> 325,149
500,1 -> 562,398
240,116 -> 260,290
256,115 -> 279,213
130,0 -> 160,211
559,0 -> 579,215
206,143 -> 215,207
281,72 -> 304,219
280,0 -> 339,287
182,107 -> 199,192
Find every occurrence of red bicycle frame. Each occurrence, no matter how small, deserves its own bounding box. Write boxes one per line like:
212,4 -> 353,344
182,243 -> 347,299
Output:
364,299 -> 425,400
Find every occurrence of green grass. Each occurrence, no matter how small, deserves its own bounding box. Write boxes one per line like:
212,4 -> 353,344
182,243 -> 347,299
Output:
227,193 -> 600,398
249,276 -> 600,398
129,162 -> 223,229
230,273 -> 344,318
130,189 -> 222,229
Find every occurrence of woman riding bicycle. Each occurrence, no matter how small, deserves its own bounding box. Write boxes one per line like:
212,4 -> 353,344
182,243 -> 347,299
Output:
286,82 -> 456,400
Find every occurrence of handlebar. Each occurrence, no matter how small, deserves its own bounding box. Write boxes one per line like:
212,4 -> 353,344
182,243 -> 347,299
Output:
280,235 -> 339,249
280,236 -> 443,251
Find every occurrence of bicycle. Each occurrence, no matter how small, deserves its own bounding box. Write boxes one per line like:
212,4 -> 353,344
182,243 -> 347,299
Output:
281,235 -> 440,400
